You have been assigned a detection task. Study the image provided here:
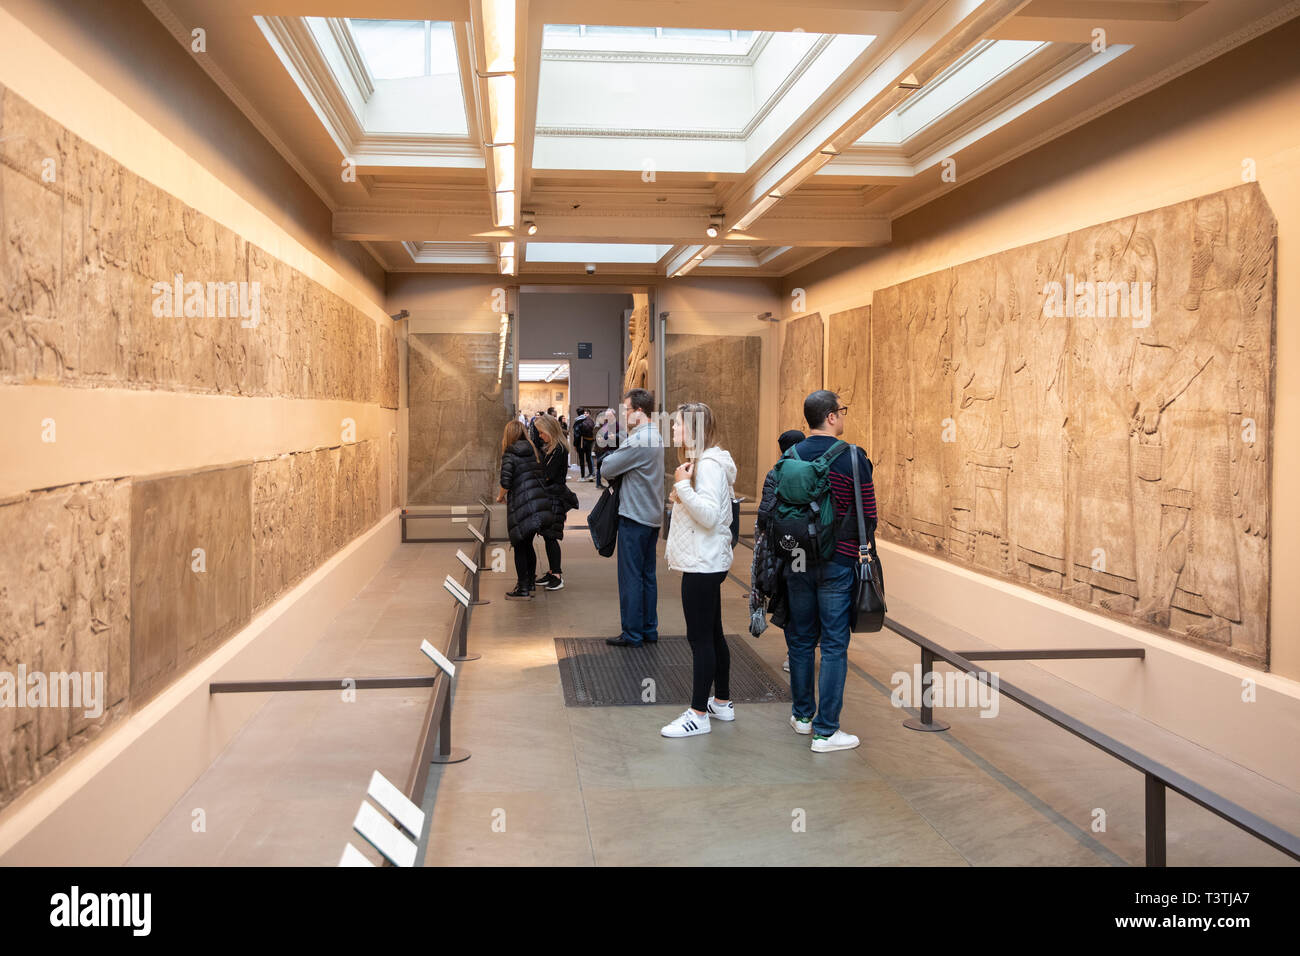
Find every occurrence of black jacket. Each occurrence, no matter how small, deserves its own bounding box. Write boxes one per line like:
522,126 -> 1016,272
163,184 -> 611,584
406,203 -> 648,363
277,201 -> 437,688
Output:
540,444 -> 578,539
500,438 -> 560,543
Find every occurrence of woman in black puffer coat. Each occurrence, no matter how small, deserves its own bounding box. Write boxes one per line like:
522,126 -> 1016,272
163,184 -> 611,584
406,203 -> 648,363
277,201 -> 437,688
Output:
534,414 -> 579,591
497,420 -> 559,599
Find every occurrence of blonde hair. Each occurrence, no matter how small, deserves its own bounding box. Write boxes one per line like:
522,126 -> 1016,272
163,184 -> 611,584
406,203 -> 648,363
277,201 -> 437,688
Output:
675,402 -> 718,489
534,414 -> 569,455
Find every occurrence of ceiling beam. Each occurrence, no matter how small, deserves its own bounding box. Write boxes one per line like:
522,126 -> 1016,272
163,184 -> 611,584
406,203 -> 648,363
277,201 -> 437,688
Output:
721,0 -> 1031,229
333,208 -> 889,245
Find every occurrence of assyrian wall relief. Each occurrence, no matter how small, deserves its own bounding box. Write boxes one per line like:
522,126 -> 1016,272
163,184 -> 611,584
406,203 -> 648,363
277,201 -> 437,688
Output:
871,183 -> 1275,666
0,81 -> 396,808
779,313 -> 823,433
0,480 -> 131,810
408,332 -> 512,504
0,84 -> 398,408
665,333 -> 762,500
827,306 -> 871,451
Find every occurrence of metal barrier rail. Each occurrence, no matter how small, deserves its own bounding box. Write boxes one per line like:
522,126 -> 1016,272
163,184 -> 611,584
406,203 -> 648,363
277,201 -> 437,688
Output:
733,531 -> 1300,865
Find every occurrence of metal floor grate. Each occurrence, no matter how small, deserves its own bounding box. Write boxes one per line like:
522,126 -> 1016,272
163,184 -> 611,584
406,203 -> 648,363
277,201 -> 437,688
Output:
555,635 -> 791,707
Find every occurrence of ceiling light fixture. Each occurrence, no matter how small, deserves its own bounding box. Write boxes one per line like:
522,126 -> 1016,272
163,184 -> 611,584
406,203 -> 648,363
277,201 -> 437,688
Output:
522,210 -> 538,236
819,143 -> 840,156
706,213 -> 724,239
898,72 -> 923,90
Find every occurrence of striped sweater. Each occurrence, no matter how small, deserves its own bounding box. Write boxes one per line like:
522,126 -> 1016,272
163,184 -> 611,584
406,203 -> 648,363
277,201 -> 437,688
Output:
792,435 -> 878,567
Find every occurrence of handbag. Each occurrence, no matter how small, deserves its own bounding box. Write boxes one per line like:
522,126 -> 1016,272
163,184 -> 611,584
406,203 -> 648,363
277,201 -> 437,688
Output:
586,476 -> 621,557
848,448 -> 887,633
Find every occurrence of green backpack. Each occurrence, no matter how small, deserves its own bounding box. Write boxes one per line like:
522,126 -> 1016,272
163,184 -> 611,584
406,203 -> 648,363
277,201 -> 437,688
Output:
769,440 -> 849,564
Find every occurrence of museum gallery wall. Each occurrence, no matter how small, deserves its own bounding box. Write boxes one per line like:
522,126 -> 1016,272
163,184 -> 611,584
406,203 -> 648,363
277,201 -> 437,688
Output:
866,183 -> 1274,667
0,84 -> 398,809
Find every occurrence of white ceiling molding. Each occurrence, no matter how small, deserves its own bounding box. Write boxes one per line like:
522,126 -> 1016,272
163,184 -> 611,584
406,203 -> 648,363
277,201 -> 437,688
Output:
326,18 -> 375,101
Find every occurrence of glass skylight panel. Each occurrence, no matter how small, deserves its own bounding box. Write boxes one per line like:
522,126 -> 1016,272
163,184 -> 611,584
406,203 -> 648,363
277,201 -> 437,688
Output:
524,243 -> 670,264
857,39 -> 1048,144
542,24 -> 759,57
349,19 -> 457,81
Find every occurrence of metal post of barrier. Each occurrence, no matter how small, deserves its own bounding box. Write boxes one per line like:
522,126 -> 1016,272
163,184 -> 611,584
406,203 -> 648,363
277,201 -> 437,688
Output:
902,646 -> 951,732
430,691 -> 471,765
1145,774 -> 1167,867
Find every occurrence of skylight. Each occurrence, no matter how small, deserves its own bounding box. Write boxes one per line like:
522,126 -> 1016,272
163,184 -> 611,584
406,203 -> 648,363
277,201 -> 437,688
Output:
349,19 -> 458,82
543,24 -> 758,57
858,39 -> 1048,144
524,243 -> 672,264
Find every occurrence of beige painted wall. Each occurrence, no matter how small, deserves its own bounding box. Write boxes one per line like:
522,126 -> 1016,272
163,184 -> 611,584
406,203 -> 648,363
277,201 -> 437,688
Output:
778,20 -> 1300,786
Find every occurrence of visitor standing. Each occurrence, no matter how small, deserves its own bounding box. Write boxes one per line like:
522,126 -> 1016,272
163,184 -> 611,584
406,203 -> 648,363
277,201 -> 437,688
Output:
660,402 -> 737,738
535,414 -> 576,591
497,420 -> 559,600
599,389 -> 664,647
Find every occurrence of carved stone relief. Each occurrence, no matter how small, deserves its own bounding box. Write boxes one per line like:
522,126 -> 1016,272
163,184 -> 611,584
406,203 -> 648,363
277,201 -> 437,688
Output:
0,84 -> 397,404
408,332 -> 511,504
665,333 -> 762,499
622,300 -> 650,395
870,184 -> 1274,666
779,313 -> 823,433
827,306 -> 871,451
0,480 -> 131,810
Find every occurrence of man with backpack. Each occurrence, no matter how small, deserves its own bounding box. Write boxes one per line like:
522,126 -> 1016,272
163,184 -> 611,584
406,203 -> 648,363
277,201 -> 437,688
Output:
767,390 -> 877,753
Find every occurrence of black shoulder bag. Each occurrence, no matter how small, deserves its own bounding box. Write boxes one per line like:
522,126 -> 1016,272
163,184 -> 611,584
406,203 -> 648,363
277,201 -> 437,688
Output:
848,448 -> 887,633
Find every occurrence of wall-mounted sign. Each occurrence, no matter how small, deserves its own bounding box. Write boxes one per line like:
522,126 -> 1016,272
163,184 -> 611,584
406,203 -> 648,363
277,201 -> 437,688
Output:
577,342 -> 592,359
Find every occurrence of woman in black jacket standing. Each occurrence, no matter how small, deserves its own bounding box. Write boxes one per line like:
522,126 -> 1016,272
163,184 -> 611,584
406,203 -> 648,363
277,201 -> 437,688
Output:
534,414 -> 577,591
497,420 -> 557,599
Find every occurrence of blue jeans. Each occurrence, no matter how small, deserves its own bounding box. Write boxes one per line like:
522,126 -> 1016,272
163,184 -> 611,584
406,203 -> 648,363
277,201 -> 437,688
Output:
616,516 -> 659,644
784,561 -> 854,737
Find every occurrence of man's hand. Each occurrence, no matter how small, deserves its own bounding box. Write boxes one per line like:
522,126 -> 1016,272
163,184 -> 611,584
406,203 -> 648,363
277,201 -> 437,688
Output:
496,488 -> 507,503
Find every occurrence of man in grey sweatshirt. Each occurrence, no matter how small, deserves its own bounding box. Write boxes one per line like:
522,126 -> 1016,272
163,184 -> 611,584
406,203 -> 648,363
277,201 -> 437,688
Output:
600,388 -> 665,646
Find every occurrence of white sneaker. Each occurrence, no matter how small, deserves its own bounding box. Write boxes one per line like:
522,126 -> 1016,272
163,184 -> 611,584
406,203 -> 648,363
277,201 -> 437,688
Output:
790,715 -> 812,735
661,709 -> 710,737
811,730 -> 860,753
706,697 -> 734,721
782,657 -> 790,672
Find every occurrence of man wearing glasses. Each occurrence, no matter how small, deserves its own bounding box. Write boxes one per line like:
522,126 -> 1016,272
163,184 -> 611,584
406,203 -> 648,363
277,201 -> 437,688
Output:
784,390 -> 878,752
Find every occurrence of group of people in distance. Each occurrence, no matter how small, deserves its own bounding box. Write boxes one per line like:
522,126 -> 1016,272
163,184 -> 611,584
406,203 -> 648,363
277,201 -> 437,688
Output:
495,386 -> 877,753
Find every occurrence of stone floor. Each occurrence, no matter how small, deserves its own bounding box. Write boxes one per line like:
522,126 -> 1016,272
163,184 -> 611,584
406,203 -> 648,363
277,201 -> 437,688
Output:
132,468 -> 1300,866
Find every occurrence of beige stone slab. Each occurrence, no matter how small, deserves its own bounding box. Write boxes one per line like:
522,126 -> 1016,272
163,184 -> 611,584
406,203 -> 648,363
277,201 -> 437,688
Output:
778,312 -> 823,433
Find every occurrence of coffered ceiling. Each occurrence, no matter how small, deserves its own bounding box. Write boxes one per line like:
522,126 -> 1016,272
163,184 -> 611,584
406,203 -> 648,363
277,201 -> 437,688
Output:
142,0 -> 1299,278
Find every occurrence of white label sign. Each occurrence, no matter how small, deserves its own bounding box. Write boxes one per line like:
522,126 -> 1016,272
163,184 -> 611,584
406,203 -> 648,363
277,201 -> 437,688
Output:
443,575 -> 471,606
367,770 -> 425,838
338,842 -> 375,867
352,801 -> 417,868
420,639 -> 456,678
451,504 -> 467,524
468,524 -> 485,543
455,550 -> 478,574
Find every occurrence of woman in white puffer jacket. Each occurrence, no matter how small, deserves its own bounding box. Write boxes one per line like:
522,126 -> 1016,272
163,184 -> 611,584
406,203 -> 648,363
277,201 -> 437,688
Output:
661,402 -> 738,739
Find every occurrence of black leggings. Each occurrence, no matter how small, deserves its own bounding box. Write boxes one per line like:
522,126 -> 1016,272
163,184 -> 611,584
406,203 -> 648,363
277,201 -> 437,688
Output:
513,533 -> 537,587
682,570 -> 730,712
513,534 -> 560,586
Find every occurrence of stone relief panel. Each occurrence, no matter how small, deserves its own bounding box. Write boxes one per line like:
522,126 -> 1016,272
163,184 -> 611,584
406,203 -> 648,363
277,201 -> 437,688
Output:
779,313 -> 823,433
871,184 -> 1274,666
408,332 -> 512,504
0,84 -> 395,404
827,306 -> 871,452
0,480 -> 131,810
389,430 -> 401,510
130,466 -> 253,706
665,333 -> 762,500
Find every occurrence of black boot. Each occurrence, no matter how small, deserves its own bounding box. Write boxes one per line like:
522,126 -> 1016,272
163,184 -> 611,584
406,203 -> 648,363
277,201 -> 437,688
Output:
505,582 -> 534,600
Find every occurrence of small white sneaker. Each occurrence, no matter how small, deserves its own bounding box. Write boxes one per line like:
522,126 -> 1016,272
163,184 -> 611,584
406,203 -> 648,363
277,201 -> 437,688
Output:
782,657 -> 790,672
790,715 -> 812,735
811,730 -> 860,753
661,709 -> 711,738
706,697 -> 735,721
